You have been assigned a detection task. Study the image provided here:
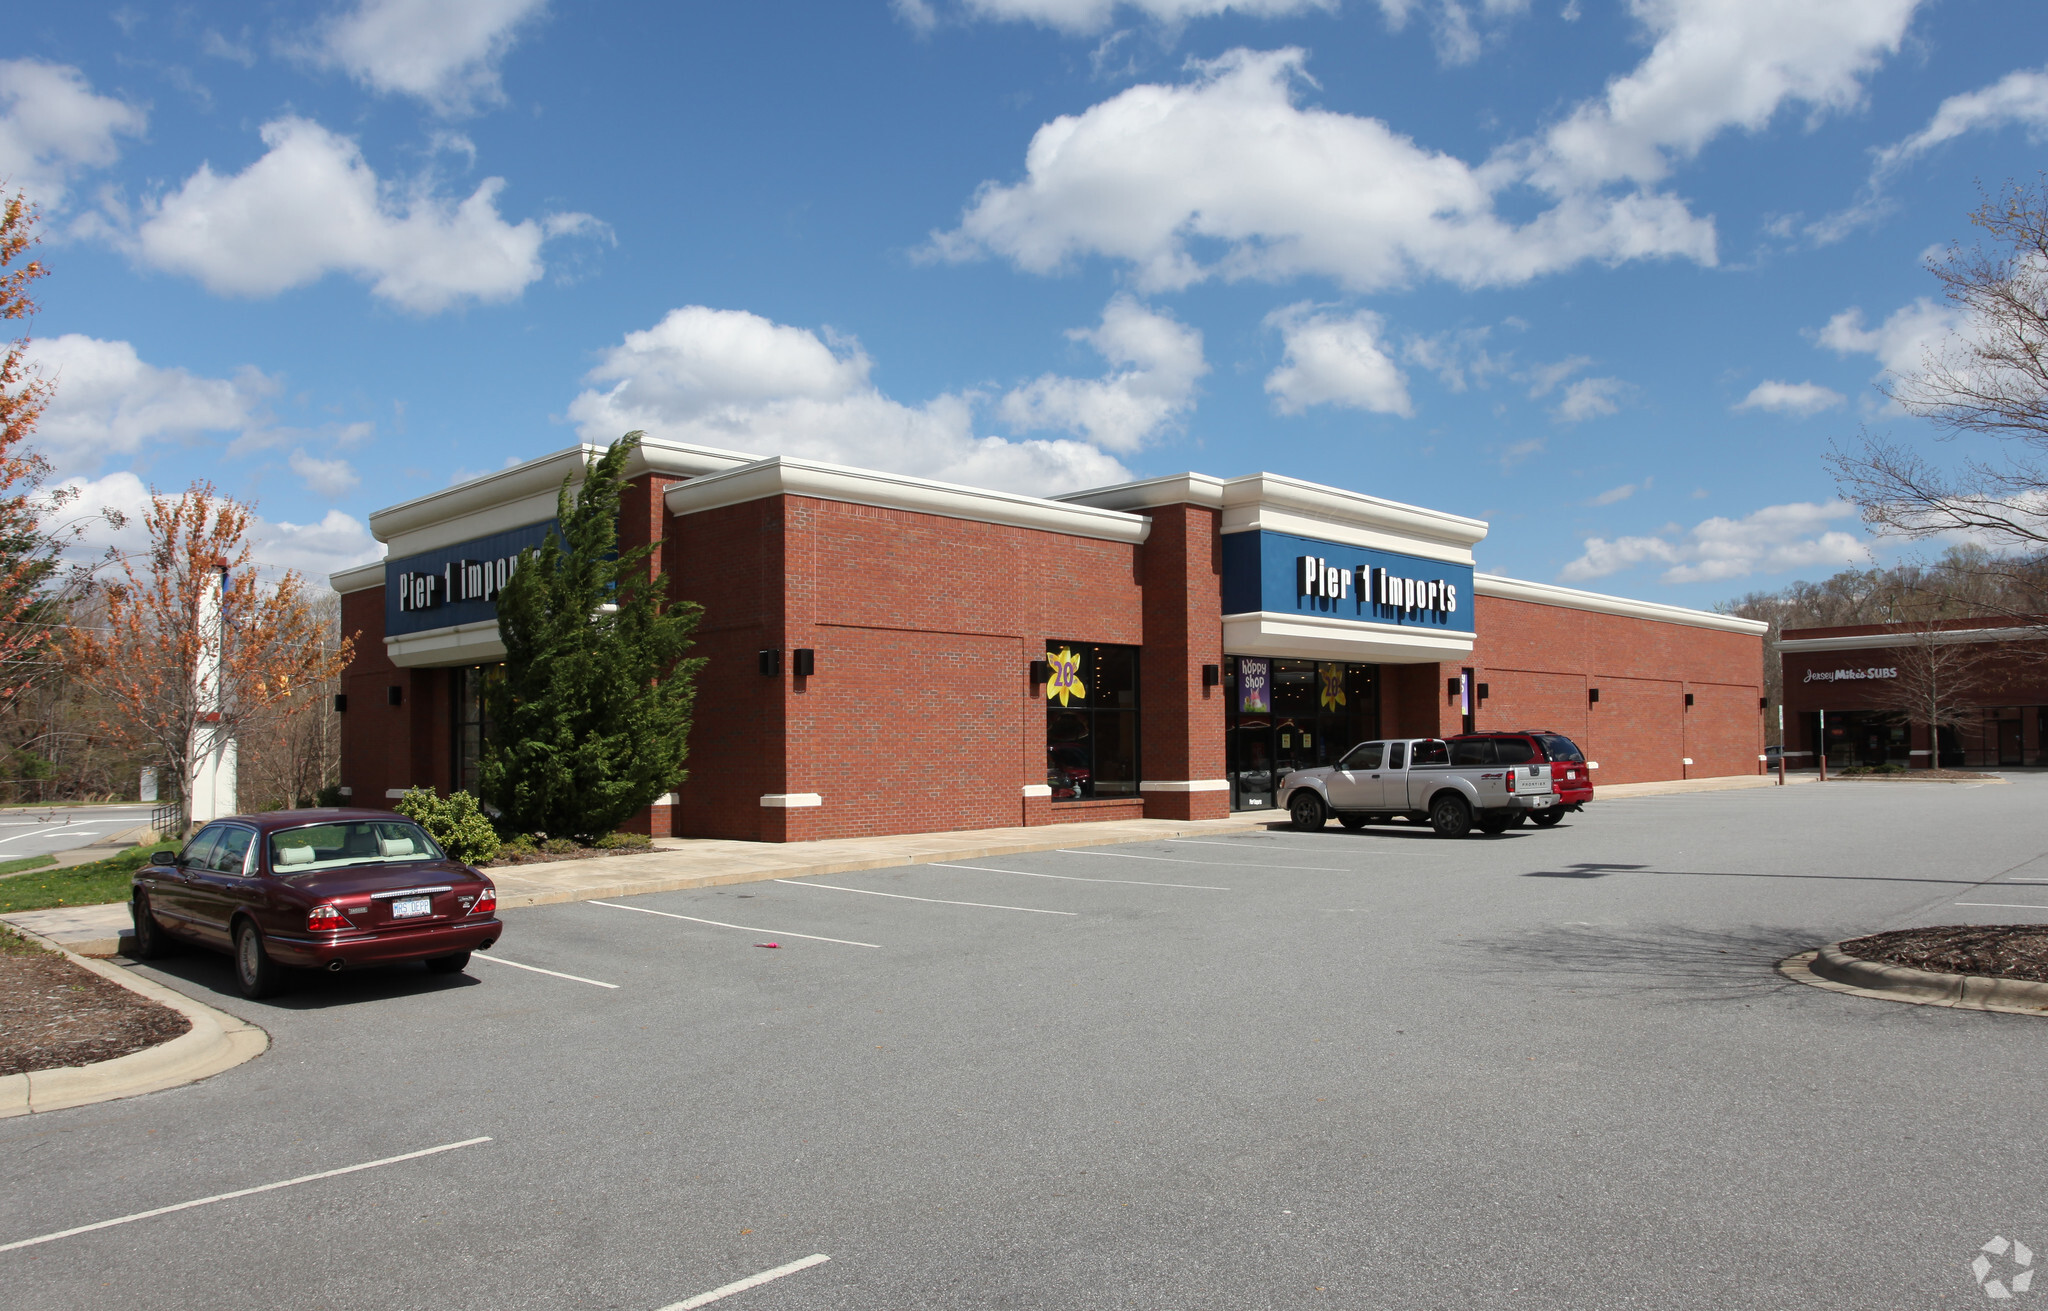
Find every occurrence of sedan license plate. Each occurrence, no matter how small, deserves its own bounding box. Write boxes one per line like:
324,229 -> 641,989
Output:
390,896 -> 433,919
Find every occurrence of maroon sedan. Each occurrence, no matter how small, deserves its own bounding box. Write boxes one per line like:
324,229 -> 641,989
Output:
130,808 -> 502,999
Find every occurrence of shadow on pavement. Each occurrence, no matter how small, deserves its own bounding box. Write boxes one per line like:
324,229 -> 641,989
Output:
130,948 -> 480,1010
1520,863 -> 2008,887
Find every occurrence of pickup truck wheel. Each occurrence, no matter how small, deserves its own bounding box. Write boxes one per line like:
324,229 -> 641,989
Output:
1338,814 -> 1366,831
1288,791 -> 1326,831
1429,793 -> 1472,838
1530,809 -> 1566,828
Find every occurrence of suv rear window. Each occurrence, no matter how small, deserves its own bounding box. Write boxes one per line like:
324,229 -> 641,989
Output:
1449,739 -> 1495,766
1494,738 -> 1535,765
1533,734 -> 1584,762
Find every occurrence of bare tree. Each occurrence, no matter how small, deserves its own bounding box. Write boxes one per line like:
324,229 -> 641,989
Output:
1860,626 -> 1998,768
1830,178 -> 2048,615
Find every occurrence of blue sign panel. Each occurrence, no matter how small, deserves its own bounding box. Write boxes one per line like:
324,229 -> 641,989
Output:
384,520 -> 559,637
1220,530 -> 1474,631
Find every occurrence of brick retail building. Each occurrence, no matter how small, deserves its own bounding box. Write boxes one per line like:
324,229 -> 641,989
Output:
331,439 -> 1769,841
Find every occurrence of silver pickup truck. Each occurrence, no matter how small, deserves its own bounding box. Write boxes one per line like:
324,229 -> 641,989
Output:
1279,737 -> 1557,837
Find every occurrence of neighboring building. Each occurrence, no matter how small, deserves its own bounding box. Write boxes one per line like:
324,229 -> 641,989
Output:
1780,616 -> 2048,770
331,440 -> 1768,841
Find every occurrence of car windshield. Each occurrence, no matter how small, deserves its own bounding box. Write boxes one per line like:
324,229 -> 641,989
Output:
269,820 -> 444,873
1533,734 -> 1584,762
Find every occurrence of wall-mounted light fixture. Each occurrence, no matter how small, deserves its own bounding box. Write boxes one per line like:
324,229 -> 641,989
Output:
1476,683 -> 1490,704
1759,696 -> 1769,710
792,648 -> 815,678
759,649 -> 781,676
1588,687 -> 1600,704
1030,658 -> 1053,684
1685,692 -> 1695,708
1202,664 -> 1220,688
387,685 -> 403,706
333,693 -> 348,713
1447,677 -> 1461,702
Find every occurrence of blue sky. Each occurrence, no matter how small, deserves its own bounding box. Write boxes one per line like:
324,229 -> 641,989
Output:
5,0 -> 2045,608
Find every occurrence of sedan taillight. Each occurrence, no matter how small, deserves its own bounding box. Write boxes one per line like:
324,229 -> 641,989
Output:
307,904 -> 350,932
469,886 -> 497,917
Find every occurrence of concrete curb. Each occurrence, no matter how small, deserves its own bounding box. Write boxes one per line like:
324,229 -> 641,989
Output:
1779,944 -> 2048,1016
0,928 -> 268,1118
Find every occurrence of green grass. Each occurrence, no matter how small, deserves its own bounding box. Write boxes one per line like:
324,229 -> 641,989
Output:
0,923 -> 50,954
0,846 -> 155,915
0,853 -> 56,879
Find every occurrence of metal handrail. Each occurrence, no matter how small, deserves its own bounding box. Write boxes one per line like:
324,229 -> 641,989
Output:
151,801 -> 184,840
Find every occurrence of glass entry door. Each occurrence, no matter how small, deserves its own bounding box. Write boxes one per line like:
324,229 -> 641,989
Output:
1223,657 -> 1378,811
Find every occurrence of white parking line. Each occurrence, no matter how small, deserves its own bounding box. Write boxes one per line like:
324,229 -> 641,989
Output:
469,954 -> 620,988
772,879 -> 1076,916
589,900 -> 882,948
1954,902 -> 2048,911
930,861 -> 1229,891
0,828 -> 107,845
1058,848 -> 1345,872
0,1137 -> 492,1253
659,1254 -> 832,1310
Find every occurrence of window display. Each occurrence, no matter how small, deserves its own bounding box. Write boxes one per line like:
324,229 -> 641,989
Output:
1045,642 -> 1139,800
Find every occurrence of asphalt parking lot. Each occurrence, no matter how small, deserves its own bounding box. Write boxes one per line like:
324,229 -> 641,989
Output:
0,804 -> 158,861
6,776 -> 2047,1310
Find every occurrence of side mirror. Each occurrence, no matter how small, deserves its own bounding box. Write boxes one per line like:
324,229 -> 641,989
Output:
151,850 -> 178,866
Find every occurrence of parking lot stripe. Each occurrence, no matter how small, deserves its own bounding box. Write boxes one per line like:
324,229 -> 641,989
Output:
772,879 -> 1077,915
589,900 -> 882,948
930,861 -> 1229,891
470,954 -> 620,988
0,1137 -> 493,1253
1057,848 -> 1346,872
658,1253 -> 831,1310
1954,902 -> 2048,910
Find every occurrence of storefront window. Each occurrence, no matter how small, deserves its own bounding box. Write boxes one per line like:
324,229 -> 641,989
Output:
1223,656 -> 1378,811
453,664 -> 504,795
1045,642 -> 1139,801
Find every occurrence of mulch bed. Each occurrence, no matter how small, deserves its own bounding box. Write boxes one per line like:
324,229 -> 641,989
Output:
0,935 -> 191,1077
1839,924 -> 2048,984
485,843 -> 653,868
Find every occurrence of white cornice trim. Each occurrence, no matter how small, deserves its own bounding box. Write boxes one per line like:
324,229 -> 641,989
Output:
1065,471 -> 1487,564
1475,574 -> 1768,635
369,438 -> 758,556
329,561 -> 386,595
665,456 -> 1152,544
1222,610 -> 1477,663
1779,626 -> 2048,653
385,619 -> 505,668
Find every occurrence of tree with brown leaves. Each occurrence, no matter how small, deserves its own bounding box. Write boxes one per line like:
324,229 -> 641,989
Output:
68,484 -> 354,817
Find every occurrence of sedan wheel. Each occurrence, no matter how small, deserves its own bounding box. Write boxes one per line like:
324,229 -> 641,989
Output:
1288,791 -> 1326,831
425,950 -> 472,975
234,920 -> 286,1000
130,895 -> 172,960
1429,793 -> 1472,838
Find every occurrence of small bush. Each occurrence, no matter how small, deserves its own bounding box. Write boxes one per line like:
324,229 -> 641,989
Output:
394,788 -> 502,866
540,837 -> 580,855
594,831 -> 652,850
315,784 -> 348,807
497,833 -> 538,859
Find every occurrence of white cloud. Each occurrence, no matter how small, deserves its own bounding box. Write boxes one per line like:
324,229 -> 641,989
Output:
313,0 -> 549,114
1376,0 -> 1531,67
1262,304 -> 1413,417
1587,477 -> 1648,506
289,450 -> 361,498
129,116 -> 599,313
997,295 -> 1206,451
24,335 -> 278,472
567,306 -> 1132,496
1551,376 -> 1626,423
1498,437 -> 1544,471
1875,64 -> 2048,172
1401,324 -> 1511,393
1818,298 -> 1958,384
50,472 -> 381,581
900,0 -> 1333,35
1560,500 -> 1867,584
1734,379 -> 1845,416
1516,0 -> 1923,195
930,47 -> 1716,295
0,60 -> 146,210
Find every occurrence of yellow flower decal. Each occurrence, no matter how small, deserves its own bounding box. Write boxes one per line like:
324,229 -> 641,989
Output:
1318,662 -> 1346,710
1045,646 -> 1087,707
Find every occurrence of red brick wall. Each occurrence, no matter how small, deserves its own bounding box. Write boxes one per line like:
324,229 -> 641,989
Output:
1138,504 -> 1227,821
1466,594 -> 1764,784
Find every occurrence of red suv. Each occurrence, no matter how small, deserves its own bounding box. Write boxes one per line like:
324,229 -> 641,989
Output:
1447,730 -> 1593,823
